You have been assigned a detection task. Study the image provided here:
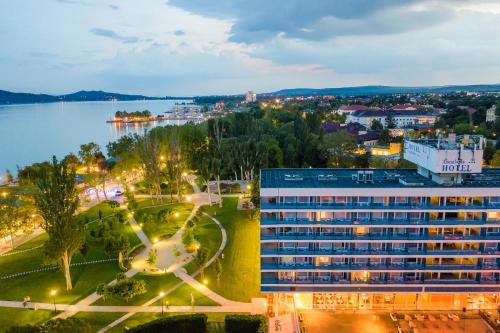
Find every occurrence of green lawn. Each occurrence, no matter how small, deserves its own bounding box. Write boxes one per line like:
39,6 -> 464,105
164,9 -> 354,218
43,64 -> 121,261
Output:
72,312 -> 125,333
0,203 -> 142,304
199,198 -> 260,302
183,214 -> 223,275
0,308 -> 56,333
133,200 -> 193,240
92,273 -> 182,306
153,283 -> 219,306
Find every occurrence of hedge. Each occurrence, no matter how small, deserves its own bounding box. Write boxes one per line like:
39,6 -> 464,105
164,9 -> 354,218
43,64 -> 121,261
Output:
128,314 -> 207,333
225,314 -> 268,333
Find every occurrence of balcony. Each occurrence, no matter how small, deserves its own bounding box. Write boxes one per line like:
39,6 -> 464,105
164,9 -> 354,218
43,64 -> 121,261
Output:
260,233 -> 498,241
260,278 -> 492,285
260,248 -> 488,256
261,202 -> 491,210
260,218 -> 496,226
260,263 -> 498,271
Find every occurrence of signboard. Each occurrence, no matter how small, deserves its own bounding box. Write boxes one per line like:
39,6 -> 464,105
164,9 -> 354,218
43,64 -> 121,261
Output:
404,141 -> 483,174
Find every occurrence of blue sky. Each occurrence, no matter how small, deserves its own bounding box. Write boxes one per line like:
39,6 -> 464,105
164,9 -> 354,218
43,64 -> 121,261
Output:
1,0 -> 500,95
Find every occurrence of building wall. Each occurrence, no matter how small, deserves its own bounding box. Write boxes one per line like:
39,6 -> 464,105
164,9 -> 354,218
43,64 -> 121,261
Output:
259,192 -> 500,294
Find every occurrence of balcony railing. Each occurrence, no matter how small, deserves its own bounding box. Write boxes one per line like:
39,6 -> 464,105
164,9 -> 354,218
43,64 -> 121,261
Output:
261,203 -> 492,210
260,278 -> 498,285
260,218 -> 496,226
260,233 -> 498,241
260,248 -> 491,256
260,263 -> 499,270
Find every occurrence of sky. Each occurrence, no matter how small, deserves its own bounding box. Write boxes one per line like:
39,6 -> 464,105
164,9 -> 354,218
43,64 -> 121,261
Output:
1,0 -> 500,96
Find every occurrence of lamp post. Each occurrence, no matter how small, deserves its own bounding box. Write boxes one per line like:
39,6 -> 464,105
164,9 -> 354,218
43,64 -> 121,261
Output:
50,290 -> 57,311
159,291 -> 165,315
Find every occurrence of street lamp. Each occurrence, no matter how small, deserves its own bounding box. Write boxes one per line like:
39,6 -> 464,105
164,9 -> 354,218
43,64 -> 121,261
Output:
1,192 -> 7,198
159,291 -> 165,315
50,290 -> 57,311
174,212 -> 180,218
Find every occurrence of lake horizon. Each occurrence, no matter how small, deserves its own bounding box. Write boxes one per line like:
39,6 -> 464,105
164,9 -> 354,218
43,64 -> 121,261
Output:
0,99 -> 196,176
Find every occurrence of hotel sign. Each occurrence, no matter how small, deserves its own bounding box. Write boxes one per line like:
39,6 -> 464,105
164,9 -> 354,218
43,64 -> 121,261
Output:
404,141 -> 483,174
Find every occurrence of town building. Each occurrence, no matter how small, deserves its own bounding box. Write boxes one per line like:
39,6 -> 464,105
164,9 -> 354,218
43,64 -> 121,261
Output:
333,105 -> 369,116
347,109 -> 437,129
260,134 -> 499,311
369,143 -> 401,160
486,105 -> 497,123
245,91 -> 257,103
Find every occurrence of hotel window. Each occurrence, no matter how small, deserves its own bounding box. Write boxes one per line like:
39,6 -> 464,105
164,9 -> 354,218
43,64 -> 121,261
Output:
319,243 -> 332,251
316,257 -> 330,266
394,212 -> 406,221
408,212 -> 420,221
282,242 -> 295,251
280,257 -> 294,266
333,212 -> 348,220
372,196 -> 386,206
353,227 -> 368,235
297,212 -> 310,221
297,242 -> 309,250
490,197 -> 500,205
356,212 -> 370,221
319,196 -> 333,204
318,211 -> 333,221
372,212 -> 385,221
283,196 -> 296,204
335,196 -> 347,204
358,197 -> 370,206
282,212 -> 295,221
395,196 -> 408,204
487,212 -> 498,221
297,196 -> 310,204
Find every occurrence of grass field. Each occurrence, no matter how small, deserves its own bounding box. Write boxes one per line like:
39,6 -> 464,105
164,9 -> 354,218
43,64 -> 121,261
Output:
134,200 -> 193,240
183,213 -> 223,275
0,308 -> 56,333
0,202 -> 142,305
200,197 -> 261,302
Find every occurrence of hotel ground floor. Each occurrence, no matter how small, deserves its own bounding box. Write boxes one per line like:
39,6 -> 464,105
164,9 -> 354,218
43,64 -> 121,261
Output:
267,292 -> 499,315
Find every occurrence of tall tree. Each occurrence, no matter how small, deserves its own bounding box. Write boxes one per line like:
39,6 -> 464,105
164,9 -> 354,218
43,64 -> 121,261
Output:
136,131 -> 162,202
0,195 -> 32,249
34,156 -> 85,290
78,142 -> 103,173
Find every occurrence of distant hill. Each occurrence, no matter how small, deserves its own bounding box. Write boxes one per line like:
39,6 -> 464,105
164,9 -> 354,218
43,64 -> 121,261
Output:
0,90 -> 165,105
270,84 -> 500,96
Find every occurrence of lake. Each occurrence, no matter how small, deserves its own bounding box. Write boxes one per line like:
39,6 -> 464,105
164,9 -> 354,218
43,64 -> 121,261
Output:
0,100 -> 195,175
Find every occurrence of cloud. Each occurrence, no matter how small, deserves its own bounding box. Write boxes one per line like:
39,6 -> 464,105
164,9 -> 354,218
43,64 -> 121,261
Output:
174,29 -> 186,36
109,4 -> 119,10
90,28 -> 139,44
167,0 -> 457,43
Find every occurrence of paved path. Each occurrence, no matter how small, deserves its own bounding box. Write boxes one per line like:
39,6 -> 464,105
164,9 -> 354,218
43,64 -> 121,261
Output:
0,300 -> 251,313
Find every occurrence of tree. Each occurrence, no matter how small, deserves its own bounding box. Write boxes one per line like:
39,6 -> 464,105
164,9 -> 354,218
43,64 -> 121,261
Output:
157,208 -> 173,223
491,151 -> 500,167
386,112 -> 395,129
96,283 -> 111,301
146,248 -> 157,267
104,274 -> 147,303
195,247 -> 209,279
377,129 -> 391,146
0,195 -> 32,249
78,142 -> 103,172
108,200 -> 120,212
34,156 -> 85,290
173,244 -> 181,263
7,318 -> 91,333
371,119 -> 383,131
323,131 -> 356,167
4,169 -> 13,183
137,131 -> 162,202
182,227 -> 195,252
214,257 -> 223,287
104,232 -> 130,267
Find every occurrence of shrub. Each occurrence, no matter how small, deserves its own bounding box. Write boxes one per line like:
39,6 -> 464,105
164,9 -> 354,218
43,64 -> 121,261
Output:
128,314 -> 207,333
225,314 -> 268,333
7,318 -> 91,333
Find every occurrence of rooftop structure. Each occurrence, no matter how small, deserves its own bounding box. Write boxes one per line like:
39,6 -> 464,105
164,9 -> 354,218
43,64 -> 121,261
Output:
245,91 -> 257,103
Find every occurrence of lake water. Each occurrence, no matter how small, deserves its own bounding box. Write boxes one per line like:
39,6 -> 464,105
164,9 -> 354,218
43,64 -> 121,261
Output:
0,100 -> 194,175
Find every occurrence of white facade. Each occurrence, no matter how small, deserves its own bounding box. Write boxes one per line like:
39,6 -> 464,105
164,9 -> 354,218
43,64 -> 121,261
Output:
486,105 -> 497,123
245,91 -> 257,103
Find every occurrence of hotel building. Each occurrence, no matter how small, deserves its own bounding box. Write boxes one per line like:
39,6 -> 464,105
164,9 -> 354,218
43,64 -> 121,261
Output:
260,134 -> 500,310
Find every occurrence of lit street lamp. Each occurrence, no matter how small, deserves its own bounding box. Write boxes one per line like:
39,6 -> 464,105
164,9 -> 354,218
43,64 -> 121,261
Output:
50,290 -> 57,311
159,291 -> 165,315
